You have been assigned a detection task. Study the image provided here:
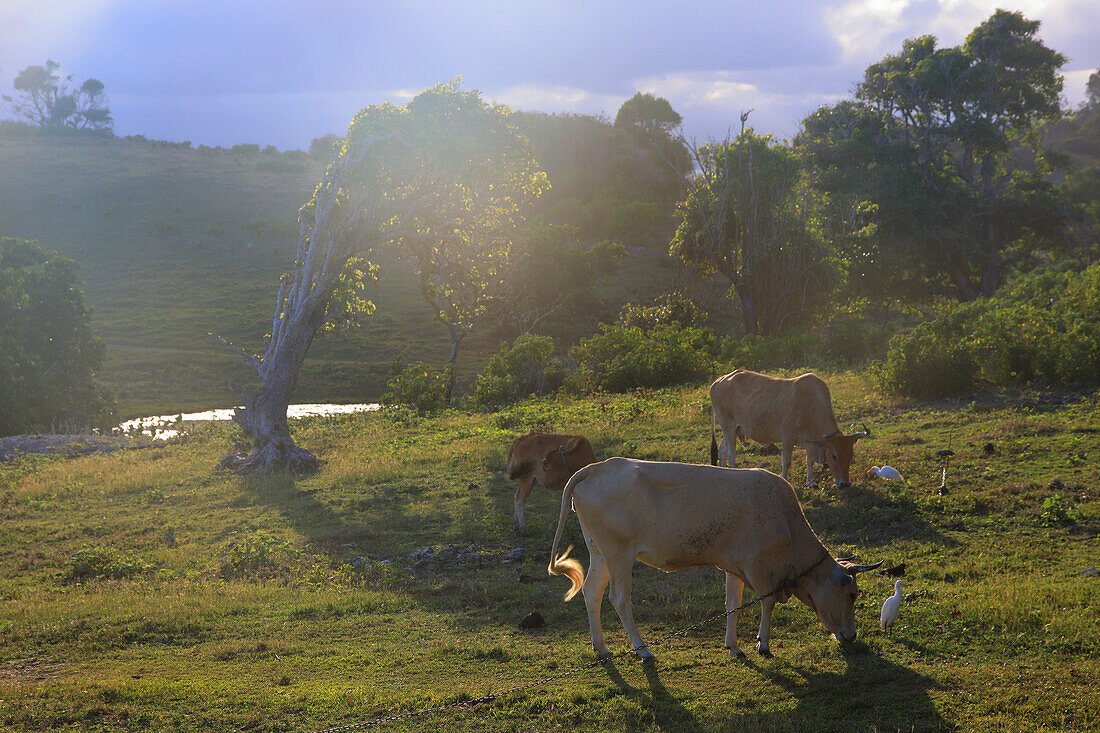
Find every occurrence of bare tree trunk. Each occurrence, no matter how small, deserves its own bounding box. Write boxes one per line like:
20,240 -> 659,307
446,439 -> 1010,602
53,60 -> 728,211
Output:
445,327 -> 462,405
212,141 -> 377,474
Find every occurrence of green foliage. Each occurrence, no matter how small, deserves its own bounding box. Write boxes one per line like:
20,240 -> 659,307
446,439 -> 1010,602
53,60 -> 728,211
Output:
571,321 -> 716,393
723,312 -> 894,371
878,264 -> 1100,397
467,335 -> 564,407
66,546 -> 154,582
618,292 -> 706,331
0,237 -> 112,434
799,10 -> 1069,301
219,531 -> 301,578
1039,494 -> 1081,527
382,361 -> 449,413
672,130 -> 828,335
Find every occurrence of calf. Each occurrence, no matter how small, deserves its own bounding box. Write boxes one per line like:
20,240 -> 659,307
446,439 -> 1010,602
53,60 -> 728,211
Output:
548,458 -> 880,658
506,431 -> 597,535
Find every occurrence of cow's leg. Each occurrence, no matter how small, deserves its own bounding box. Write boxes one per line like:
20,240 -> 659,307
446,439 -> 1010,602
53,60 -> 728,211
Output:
512,474 -> 535,535
715,417 -> 736,467
606,555 -> 654,660
805,451 -> 818,488
580,530 -> 613,658
724,572 -> 746,658
756,595 -> 777,657
781,442 -> 793,480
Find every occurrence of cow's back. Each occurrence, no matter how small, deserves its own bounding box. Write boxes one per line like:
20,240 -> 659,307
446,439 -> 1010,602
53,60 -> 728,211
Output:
711,370 -> 838,444
571,458 -> 812,567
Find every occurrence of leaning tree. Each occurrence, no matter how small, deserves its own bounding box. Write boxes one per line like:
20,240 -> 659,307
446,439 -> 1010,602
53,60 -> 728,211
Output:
212,81 -> 547,473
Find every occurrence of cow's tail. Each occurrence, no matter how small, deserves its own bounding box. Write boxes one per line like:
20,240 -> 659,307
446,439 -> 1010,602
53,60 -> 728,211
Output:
710,409 -> 719,466
506,444 -> 535,480
547,465 -> 590,602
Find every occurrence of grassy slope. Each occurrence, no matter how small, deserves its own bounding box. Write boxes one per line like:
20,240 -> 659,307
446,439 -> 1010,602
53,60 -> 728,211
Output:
0,131 -> 676,420
1,373 -> 1097,731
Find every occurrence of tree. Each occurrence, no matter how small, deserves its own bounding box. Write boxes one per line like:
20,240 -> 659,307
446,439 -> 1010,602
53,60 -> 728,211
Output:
0,238 -> 112,435
211,81 -> 545,472
799,11 -> 1067,300
492,224 -> 624,334
3,60 -> 113,130
671,129 -> 825,335
392,85 -> 549,404
614,92 -> 692,193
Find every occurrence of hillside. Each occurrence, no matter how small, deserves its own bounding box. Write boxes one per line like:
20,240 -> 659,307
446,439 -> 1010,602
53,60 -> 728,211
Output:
0,376 -> 1097,730
0,128 -> 678,418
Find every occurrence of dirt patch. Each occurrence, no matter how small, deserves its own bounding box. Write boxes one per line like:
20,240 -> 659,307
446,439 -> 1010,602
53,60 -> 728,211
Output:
0,434 -> 157,462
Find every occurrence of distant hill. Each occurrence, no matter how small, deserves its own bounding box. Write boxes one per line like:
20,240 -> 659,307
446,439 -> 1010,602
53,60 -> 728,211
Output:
0,124 -> 681,417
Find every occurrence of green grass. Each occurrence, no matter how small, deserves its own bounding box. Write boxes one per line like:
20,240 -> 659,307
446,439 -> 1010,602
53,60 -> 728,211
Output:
1,373 -> 1098,731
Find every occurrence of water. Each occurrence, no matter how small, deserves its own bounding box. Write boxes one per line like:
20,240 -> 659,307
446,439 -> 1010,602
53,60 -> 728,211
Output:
118,403 -> 380,439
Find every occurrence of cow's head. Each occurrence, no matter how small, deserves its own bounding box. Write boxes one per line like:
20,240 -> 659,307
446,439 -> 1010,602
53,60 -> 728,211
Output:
811,425 -> 870,488
793,557 -> 882,643
540,437 -> 591,491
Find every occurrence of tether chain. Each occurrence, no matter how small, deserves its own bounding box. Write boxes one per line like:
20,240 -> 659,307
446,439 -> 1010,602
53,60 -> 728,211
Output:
310,553 -> 829,733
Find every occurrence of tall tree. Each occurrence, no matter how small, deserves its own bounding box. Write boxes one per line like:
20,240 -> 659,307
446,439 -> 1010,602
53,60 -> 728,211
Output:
212,81 -> 545,472
671,130 -> 824,335
3,60 -> 113,130
799,10 -> 1067,300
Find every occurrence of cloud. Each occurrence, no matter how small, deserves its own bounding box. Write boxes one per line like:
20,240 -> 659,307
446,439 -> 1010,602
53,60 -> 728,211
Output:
490,84 -> 626,118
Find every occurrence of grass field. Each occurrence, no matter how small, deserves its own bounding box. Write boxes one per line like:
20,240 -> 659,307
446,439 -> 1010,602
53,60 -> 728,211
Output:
1,372 -> 1097,731
0,131 -> 676,419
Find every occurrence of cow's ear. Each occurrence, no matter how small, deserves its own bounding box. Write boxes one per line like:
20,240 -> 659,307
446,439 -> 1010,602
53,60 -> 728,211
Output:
563,437 -> 582,452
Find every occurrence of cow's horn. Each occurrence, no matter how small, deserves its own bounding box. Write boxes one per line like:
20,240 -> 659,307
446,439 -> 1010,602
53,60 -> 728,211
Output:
844,561 -> 884,574
852,422 -> 871,438
834,554 -> 857,563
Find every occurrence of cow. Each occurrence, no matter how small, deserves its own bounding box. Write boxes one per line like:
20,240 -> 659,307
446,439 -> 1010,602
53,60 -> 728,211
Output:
709,369 -> 869,488
547,458 -> 881,659
505,431 -> 598,535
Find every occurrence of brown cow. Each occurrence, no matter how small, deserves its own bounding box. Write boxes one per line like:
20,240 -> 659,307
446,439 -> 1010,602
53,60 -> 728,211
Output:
547,458 -> 881,658
506,431 -> 598,535
709,370 -> 868,488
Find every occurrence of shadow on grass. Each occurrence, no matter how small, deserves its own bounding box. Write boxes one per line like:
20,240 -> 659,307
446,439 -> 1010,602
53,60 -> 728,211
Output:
598,657 -> 703,733
802,480 -> 959,551
738,642 -> 951,731
238,473 -> 375,555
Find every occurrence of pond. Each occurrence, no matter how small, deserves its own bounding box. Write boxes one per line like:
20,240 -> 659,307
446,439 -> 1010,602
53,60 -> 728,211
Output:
118,403 -> 380,439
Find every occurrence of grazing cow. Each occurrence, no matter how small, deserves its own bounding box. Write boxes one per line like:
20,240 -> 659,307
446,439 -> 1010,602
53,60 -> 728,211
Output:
548,458 -> 880,658
506,431 -> 598,535
710,369 -> 868,488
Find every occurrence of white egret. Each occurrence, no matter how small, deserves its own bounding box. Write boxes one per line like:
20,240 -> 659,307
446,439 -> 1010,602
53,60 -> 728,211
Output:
867,465 -> 904,481
880,580 -> 905,631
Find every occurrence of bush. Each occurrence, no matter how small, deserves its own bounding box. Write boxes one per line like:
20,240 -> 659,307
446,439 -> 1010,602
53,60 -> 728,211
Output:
66,546 -> 154,582
571,322 -> 715,393
381,361 -> 449,413
877,264 -> 1100,397
0,238 -> 113,434
467,335 -> 564,407
721,312 -> 893,371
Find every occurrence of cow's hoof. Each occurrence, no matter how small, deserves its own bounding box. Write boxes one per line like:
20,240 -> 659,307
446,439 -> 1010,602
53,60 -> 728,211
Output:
635,647 -> 656,661
757,647 -> 773,658
727,647 -> 746,659
595,648 -> 613,660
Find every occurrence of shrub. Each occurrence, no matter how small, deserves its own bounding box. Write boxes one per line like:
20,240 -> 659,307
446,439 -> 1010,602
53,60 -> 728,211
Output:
571,322 -> 715,393
877,264 -> 1100,397
467,335 -> 564,407
721,312 -> 893,371
0,238 -> 113,434
66,546 -> 154,582
381,361 -> 449,413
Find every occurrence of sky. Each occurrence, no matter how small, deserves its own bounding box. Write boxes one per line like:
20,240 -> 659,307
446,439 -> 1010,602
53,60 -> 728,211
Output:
1,0 -> 1098,151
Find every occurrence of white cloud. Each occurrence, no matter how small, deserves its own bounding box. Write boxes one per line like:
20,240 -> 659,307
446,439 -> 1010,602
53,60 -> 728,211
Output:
824,0 -> 911,62
490,84 -> 626,118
